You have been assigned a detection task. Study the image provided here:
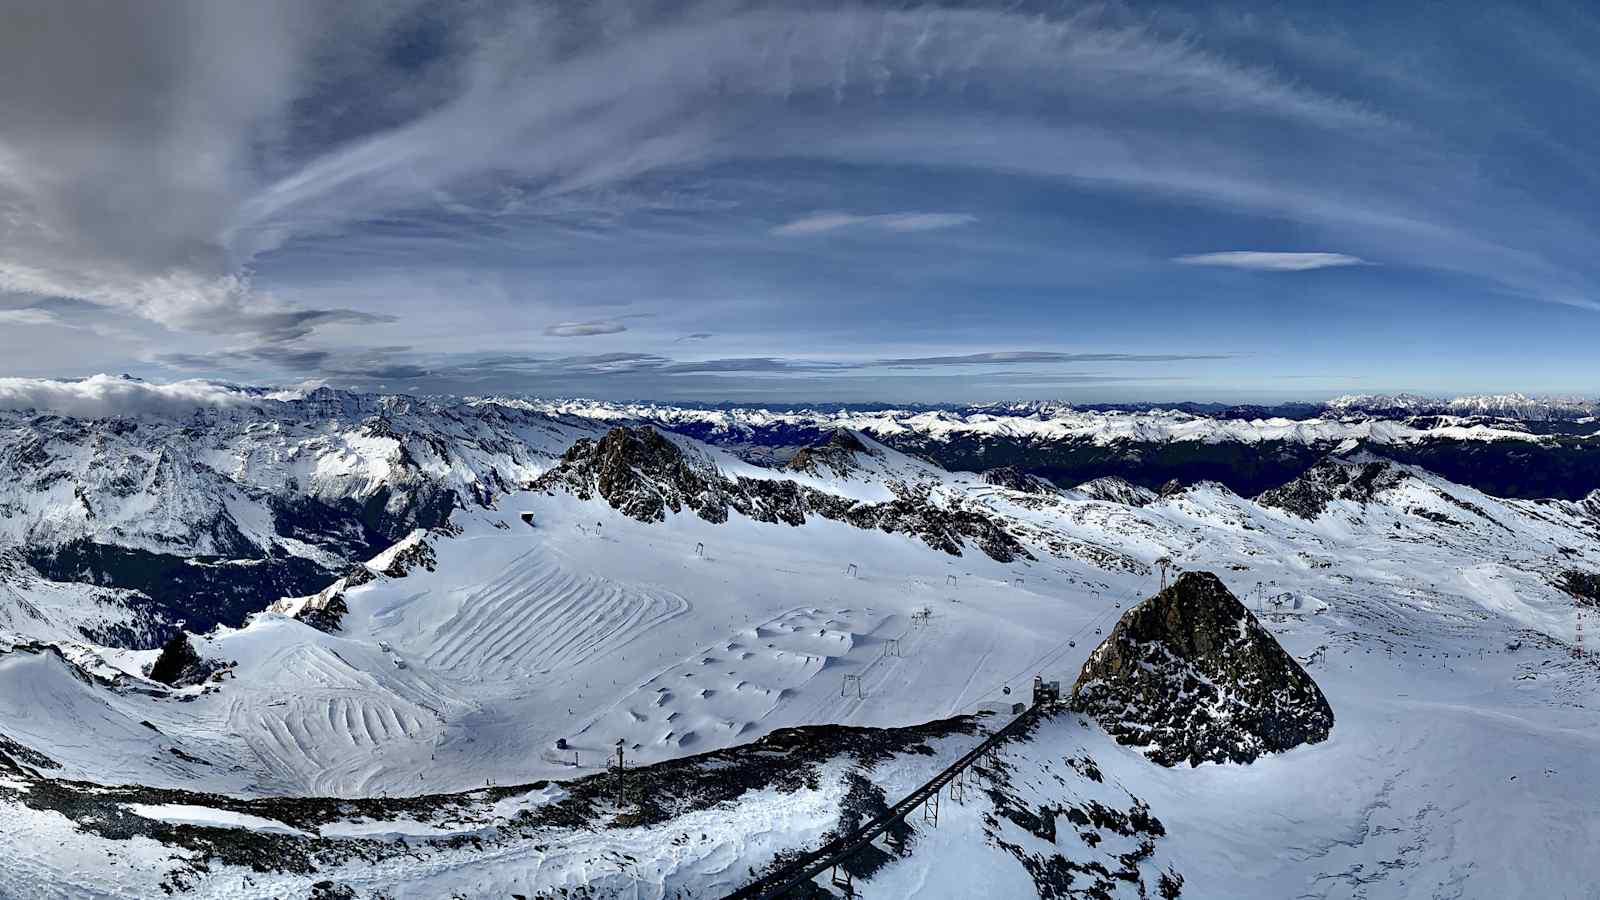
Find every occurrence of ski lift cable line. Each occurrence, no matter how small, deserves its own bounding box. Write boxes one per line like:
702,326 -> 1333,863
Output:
962,578 -> 1148,711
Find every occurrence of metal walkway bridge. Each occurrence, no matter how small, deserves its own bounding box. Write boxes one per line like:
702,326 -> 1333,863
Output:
723,697 -> 1048,899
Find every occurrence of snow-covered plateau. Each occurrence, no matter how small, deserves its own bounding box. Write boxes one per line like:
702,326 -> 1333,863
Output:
0,391 -> 1598,898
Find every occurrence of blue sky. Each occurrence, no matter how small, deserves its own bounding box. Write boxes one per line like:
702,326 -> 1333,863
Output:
1,1 -> 1598,402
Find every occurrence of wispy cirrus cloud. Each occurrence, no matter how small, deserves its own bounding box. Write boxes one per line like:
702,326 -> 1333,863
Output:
1172,252 -> 1369,271
874,351 -> 1232,367
544,319 -> 629,337
771,212 -> 977,237
0,308 -> 68,328
6,1 -> 1599,398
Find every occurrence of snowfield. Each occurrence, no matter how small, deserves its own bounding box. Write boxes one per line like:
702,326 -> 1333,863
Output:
1,424 -> 1598,897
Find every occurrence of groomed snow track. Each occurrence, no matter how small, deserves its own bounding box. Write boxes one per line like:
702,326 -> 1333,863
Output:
725,701 -> 1045,899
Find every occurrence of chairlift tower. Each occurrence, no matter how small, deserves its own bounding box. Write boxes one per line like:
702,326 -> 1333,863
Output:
841,674 -> 864,698
1577,599 -> 1587,660
611,740 -> 627,807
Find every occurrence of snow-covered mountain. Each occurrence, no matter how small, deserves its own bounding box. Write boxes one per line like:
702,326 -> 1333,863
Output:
495,396 -> 1564,445
2,409 -> 1599,897
0,390 -> 603,641
2,387 -> 1600,897
12,385 -> 1587,651
1327,391 -> 1600,421
489,396 -> 1600,500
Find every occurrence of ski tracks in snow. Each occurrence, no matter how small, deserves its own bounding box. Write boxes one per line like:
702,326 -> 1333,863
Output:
424,552 -> 689,680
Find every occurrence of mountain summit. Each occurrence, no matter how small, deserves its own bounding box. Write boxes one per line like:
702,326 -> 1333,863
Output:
1070,571 -> 1334,767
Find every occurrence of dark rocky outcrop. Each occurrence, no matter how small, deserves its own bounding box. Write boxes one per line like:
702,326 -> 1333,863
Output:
981,466 -> 1059,495
293,591 -> 351,634
1561,570 -> 1600,608
379,536 -> 436,578
1256,456 -> 1405,519
1073,475 -> 1157,507
1071,571 -> 1334,766
534,427 -> 726,524
785,430 -> 873,477
1258,455 -> 1512,532
533,427 -> 1032,562
148,633 -> 210,687
271,564 -> 377,634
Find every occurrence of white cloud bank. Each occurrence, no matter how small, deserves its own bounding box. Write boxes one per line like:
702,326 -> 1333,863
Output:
1173,251 -> 1368,271
0,374 -> 303,419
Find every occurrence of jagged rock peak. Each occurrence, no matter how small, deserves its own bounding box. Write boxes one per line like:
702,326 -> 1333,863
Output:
1070,571 -> 1334,767
785,429 -> 874,477
981,466 -> 1060,495
1256,454 -> 1404,519
147,633 -> 210,687
535,426 -> 723,523
1073,476 -> 1156,506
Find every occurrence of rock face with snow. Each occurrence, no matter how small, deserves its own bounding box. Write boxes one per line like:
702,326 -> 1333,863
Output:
1072,475 -> 1156,506
147,634 -> 209,687
1070,571 -> 1334,767
783,429 -> 874,477
1255,454 -> 1512,533
980,465 -> 1060,494
534,426 -> 1033,561
1255,456 -> 1407,519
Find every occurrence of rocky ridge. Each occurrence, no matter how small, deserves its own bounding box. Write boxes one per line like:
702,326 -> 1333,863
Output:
532,426 -> 1033,562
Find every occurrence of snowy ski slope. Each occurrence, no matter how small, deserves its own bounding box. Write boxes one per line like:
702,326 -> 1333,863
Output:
1,433 -> 1599,897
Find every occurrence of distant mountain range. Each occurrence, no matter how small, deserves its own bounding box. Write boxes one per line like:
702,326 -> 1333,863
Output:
498,395 -> 1600,499
500,393 -> 1600,422
1,385 -> 1596,648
